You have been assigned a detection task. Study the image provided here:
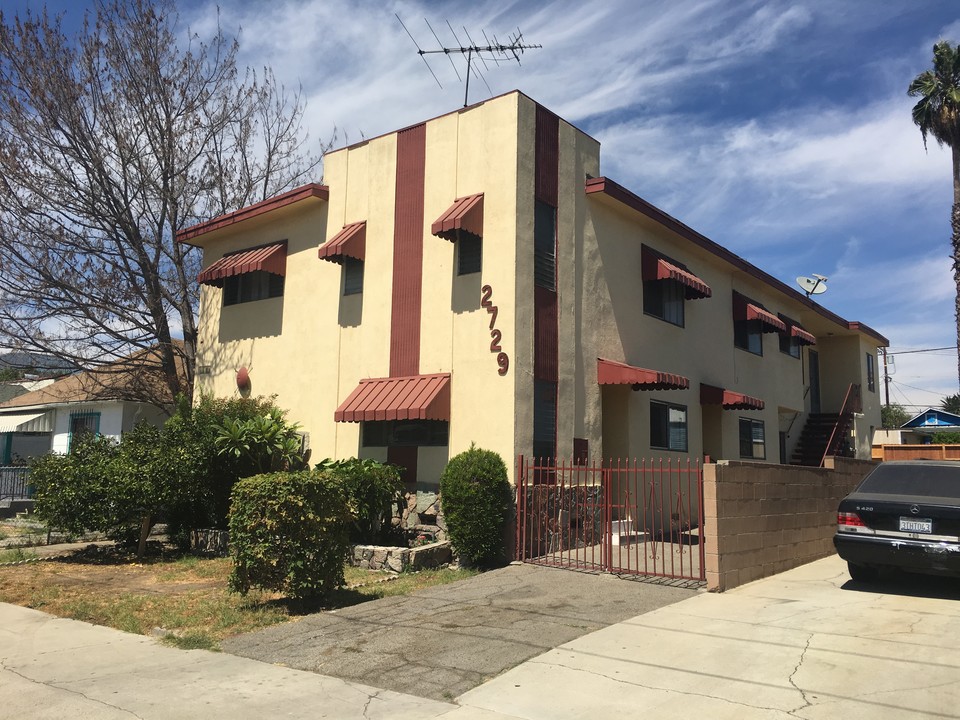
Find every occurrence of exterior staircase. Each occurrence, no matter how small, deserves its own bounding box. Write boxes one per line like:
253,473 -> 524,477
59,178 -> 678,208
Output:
791,413 -> 842,466
790,384 -> 862,467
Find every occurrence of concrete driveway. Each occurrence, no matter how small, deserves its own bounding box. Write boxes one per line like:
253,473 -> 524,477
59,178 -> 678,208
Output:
221,562 -> 697,701
460,555 -> 960,719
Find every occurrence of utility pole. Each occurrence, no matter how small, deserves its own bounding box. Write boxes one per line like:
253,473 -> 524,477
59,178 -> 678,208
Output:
882,348 -> 891,407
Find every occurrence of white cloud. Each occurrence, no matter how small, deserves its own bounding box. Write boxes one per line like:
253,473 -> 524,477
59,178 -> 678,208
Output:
170,0 -> 960,401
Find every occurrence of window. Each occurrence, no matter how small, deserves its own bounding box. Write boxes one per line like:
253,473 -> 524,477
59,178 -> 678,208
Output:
68,411 -> 101,451
533,379 -> 557,460
223,271 -> 284,306
866,352 -> 876,392
362,420 -> 448,447
644,278 -> 685,326
779,330 -> 800,358
779,334 -> 800,358
457,234 -> 482,275
739,418 -> 765,459
650,401 -> 688,452
343,257 -> 364,295
777,314 -> 802,359
734,320 -> 763,355
640,246 -> 710,327
534,199 -> 556,291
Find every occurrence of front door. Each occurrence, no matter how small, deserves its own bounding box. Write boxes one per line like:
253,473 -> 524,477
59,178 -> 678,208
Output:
809,350 -> 821,414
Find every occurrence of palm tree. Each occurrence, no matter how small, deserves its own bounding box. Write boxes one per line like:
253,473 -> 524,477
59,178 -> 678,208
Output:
941,393 -> 960,415
909,41 -> 960,386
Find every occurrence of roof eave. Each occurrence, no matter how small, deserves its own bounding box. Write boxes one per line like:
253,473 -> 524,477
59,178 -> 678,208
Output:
176,183 -> 329,246
585,176 -> 889,347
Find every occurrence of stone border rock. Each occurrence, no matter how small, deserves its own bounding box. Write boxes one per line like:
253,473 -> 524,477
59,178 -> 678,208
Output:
348,540 -> 452,572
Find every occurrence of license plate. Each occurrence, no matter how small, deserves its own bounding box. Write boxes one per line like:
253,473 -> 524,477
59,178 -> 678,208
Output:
899,517 -> 933,533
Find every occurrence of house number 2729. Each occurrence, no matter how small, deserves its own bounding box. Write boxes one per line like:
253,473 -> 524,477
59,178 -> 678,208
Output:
480,285 -> 509,376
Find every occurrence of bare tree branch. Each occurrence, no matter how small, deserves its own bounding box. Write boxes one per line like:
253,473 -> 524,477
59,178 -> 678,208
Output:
0,0 -> 328,406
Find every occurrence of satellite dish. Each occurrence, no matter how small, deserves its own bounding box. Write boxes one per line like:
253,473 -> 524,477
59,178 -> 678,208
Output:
797,274 -> 828,297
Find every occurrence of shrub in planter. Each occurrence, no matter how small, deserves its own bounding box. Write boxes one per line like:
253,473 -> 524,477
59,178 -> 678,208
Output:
440,445 -> 512,567
317,457 -> 404,544
228,470 -> 350,600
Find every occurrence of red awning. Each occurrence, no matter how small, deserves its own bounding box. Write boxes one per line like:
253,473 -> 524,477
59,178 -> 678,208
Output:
700,383 -> 765,410
745,303 -> 786,332
431,194 -> 484,241
197,242 -> 286,287
640,246 -> 711,300
654,258 -> 711,299
318,221 -> 366,263
732,292 -> 786,333
597,358 -> 689,390
791,325 -> 817,346
334,373 -> 451,422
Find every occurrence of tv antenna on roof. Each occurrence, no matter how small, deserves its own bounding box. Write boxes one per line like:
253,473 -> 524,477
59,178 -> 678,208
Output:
396,14 -> 542,108
796,274 -> 828,297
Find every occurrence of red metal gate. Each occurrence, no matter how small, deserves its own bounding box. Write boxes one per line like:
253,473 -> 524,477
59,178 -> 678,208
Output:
515,456 -> 705,583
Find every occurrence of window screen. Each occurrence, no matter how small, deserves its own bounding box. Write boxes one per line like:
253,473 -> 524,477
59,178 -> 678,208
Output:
650,401 -> 688,451
534,200 -> 556,291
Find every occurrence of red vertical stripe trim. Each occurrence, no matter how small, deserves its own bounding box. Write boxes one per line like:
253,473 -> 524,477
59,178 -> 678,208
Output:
390,124 -> 427,377
533,104 -> 559,456
535,105 -> 559,205
534,286 -> 558,382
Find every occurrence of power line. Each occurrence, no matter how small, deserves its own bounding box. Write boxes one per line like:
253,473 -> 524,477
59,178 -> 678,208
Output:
888,346 -> 957,355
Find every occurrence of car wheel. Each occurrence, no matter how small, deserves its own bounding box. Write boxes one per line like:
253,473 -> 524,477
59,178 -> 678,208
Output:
847,562 -> 878,582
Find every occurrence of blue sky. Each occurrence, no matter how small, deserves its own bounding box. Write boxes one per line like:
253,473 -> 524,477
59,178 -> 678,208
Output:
6,0 -> 960,411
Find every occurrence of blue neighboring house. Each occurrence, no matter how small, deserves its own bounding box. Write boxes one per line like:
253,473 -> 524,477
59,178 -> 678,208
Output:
901,409 -> 960,441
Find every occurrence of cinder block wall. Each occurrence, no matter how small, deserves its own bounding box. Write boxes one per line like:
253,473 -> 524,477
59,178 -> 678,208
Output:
703,457 -> 877,591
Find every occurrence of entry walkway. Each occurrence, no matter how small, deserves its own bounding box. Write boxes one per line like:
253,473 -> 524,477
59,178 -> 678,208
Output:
222,563 -> 695,700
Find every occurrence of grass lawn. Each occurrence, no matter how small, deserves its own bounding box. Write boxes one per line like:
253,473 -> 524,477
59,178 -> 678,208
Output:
0,548 -> 476,651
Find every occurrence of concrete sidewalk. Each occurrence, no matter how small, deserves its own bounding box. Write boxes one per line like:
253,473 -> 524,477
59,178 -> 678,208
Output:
3,555 -> 960,718
0,601 -> 512,720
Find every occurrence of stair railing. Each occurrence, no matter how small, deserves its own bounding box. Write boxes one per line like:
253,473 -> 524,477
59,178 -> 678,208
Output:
820,383 -> 862,467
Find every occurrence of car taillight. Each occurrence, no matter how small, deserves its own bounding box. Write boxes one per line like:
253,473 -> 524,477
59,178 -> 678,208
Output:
838,511 -> 866,527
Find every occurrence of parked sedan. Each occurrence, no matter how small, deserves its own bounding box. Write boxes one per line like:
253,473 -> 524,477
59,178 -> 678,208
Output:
834,460 -> 960,582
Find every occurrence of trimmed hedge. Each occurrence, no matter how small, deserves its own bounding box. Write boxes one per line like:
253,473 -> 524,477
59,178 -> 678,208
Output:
440,445 -> 512,567
228,470 -> 351,600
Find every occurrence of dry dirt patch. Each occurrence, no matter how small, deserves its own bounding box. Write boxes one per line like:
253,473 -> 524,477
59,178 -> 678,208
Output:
0,545 -> 477,650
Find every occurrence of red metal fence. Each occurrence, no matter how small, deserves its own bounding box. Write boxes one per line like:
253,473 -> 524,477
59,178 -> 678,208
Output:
515,456 -> 705,583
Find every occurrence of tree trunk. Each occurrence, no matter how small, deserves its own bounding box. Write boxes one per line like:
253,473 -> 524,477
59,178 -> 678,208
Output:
137,514 -> 152,562
954,145 -> 960,389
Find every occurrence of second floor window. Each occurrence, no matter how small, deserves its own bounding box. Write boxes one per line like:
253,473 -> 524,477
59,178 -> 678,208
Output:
223,270 -> 284,306
734,320 -> 763,355
644,279 -> 685,326
343,257 -> 364,295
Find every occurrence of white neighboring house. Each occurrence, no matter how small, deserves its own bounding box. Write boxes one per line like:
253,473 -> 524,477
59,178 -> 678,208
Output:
0,351 -> 181,466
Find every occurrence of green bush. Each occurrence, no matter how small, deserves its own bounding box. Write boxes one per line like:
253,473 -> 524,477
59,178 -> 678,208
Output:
440,445 -> 513,567
30,424 -> 173,552
163,394 -> 307,543
317,457 -> 404,544
228,470 -> 351,600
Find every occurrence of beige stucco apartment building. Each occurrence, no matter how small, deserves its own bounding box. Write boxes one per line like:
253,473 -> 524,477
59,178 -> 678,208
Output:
179,91 -> 887,487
